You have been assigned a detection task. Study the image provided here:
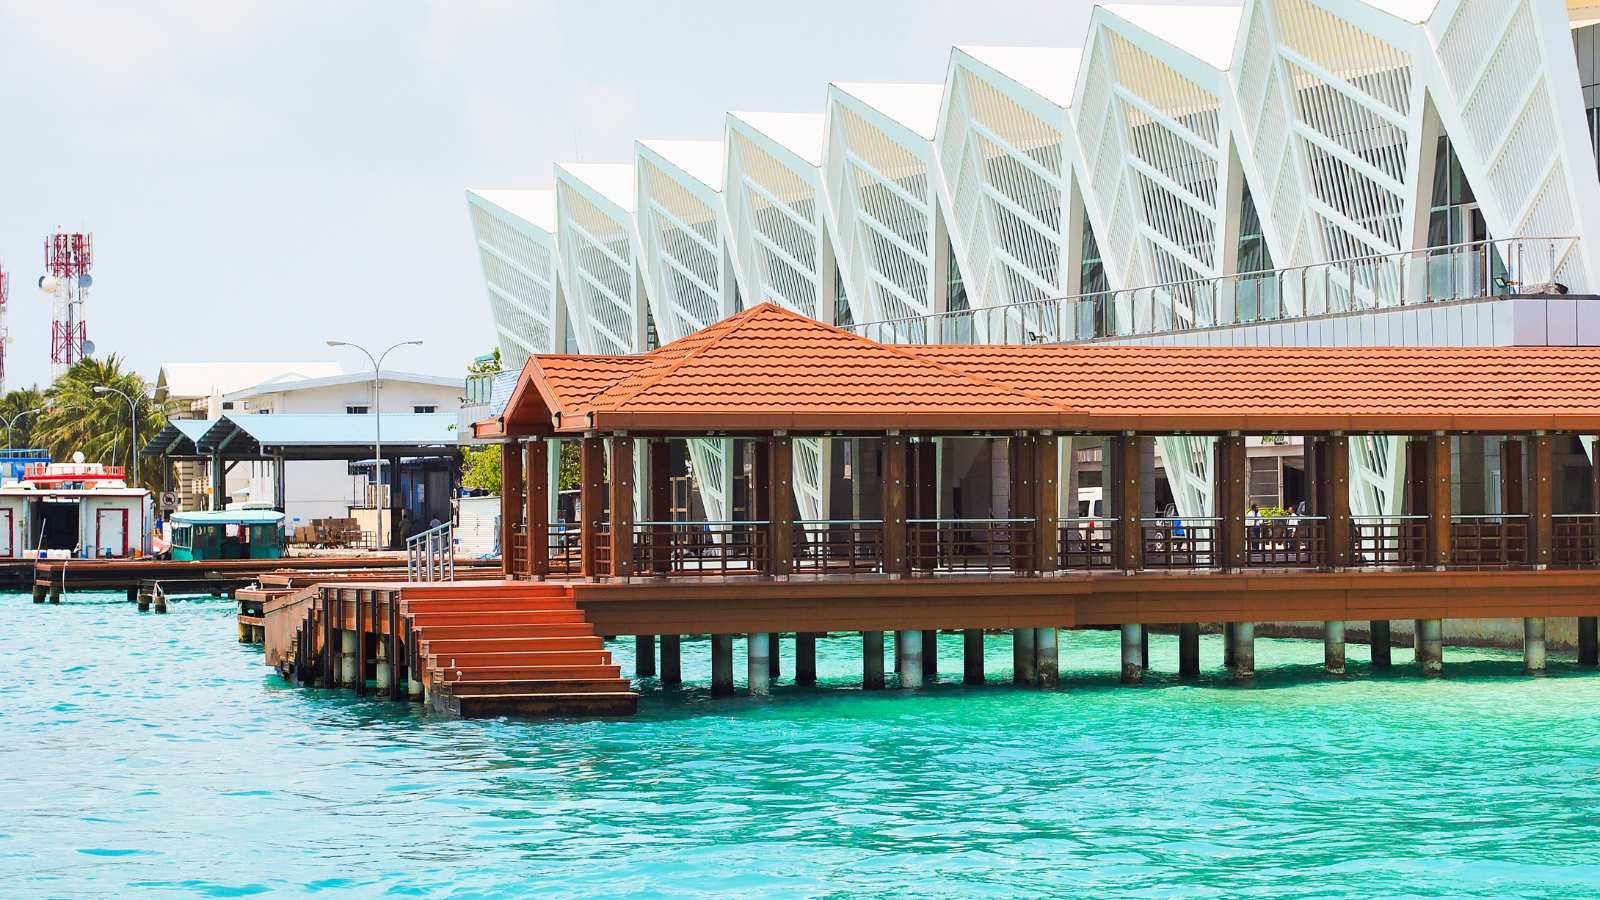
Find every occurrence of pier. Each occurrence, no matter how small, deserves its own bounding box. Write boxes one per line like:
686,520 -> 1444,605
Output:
252,305 -> 1600,716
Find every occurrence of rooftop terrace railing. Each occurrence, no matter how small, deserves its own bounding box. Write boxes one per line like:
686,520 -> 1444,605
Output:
851,237 -> 1580,347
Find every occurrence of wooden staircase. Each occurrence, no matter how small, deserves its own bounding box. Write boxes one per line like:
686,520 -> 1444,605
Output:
401,582 -> 637,718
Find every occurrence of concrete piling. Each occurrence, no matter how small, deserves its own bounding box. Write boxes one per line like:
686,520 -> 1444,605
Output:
747,633 -> 771,696
1036,627 -> 1059,687
1178,623 -> 1200,677
923,630 -> 939,680
897,629 -> 923,689
238,619 -> 252,643
1229,623 -> 1255,679
375,642 -> 392,692
636,635 -> 656,678
154,591 -> 168,614
1013,627 -> 1036,685
1223,622 -> 1236,669
711,634 -> 734,697
1324,620 -> 1346,675
1524,617 -> 1546,676
1370,620 -> 1392,668
795,633 -> 817,686
126,587 -> 137,603
660,634 -> 682,685
137,591 -> 150,612
1120,624 -> 1143,684
1141,627 -> 1150,671
1580,617 -> 1598,667
963,629 -> 984,684
339,630 -> 358,687
49,585 -> 61,604
1416,619 -> 1443,677
32,585 -> 45,603
863,630 -> 885,690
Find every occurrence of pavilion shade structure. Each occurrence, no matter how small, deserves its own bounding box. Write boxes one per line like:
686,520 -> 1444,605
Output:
478,302 -> 1600,438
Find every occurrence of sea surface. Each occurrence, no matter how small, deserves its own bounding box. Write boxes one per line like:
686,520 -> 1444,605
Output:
4,592 -> 1600,897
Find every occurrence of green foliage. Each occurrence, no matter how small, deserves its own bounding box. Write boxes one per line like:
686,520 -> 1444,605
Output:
468,348 -> 502,376
558,442 -> 579,491
33,356 -> 172,493
0,385 -> 47,449
461,444 -> 501,494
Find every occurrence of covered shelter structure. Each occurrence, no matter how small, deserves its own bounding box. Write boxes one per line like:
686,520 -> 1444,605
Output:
145,413 -> 462,549
466,302 -> 1600,690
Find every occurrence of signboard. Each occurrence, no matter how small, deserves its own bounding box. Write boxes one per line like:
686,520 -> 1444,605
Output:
160,491 -> 180,510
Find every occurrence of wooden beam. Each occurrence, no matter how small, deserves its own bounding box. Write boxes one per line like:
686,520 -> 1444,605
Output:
499,442 -> 523,578
524,440 -> 549,579
1326,435 -> 1352,568
1502,437 -> 1526,516
579,436 -> 605,579
768,436 -> 794,577
1427,434 -> 1452,568
882,434 -> 908,577
1531,434 -> 1553,569
1217,435 -> 1247,571
608,435 -> 636,579
1111,435 -> 1142,572
1035,434 -> 1059,574
648,439 -> 672,576
1010,435 -> 1037,572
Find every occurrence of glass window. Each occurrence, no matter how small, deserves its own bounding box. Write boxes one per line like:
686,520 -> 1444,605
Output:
413,405 -> 436,414
947,241 -> 969,313
833,268 -> 853,327
346,405 -> 369,415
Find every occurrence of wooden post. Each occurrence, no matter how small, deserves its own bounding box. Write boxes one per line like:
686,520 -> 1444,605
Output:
579,436 -> 605,579
608,435 -> 636,579
1035,433 -> 1059,573
525,440 -> 549,579
767,436 -> 794,577
1010,434 -> 1037,573
1326,435 -> 1351,568
387,588 -> 401,700
882,434 -> 908,577
1530,434 -> 1553,568
1217,434 -> 1247,571
500,442 -> 524,578
1426,434 -> 1452,568
1501,437 -> 1525,516
354,589 -> 367,696
648,439 -> 672,576
1111,434 -> 1143,572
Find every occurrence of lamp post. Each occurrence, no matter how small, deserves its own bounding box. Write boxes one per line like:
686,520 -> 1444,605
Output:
326,339 -> 423,550
0,407 -> 43,453
93,386 -> 139,486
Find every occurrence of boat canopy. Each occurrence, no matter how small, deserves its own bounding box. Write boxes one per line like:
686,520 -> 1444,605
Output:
171,510 -> 286,526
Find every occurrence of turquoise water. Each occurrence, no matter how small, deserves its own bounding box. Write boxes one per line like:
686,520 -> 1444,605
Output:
5,594 -> 1600,897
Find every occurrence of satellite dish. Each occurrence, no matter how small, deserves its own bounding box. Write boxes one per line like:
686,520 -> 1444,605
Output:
81,339 -> 95,357
37,275 -> 58,293
72,451 -> 85,464
77,274 -> 93,289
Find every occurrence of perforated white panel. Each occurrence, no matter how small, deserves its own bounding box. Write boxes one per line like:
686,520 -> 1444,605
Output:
556,168 -> 642,355
466,192 -> 559,371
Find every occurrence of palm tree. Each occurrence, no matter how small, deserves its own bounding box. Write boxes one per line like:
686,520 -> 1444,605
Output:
33,356 -> 172,493
0,385 -> 47,449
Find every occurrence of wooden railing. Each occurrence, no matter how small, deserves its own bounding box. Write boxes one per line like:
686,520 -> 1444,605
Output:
508,525 -> 530,577
908,518 -> 1036,574
1141,517 -> 1220,570
549,524 -> 581,574
793,520 -> 883,575
1553,514 -> 1600,568
1352,515 -> 1428,567
1244,516 -> 1327,569
1450,515 -> 1530,569
630,521 -> 769,577
1058,518 -> 1116,570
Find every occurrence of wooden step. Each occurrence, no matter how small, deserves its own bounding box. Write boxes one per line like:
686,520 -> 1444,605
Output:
405,609 -> 589,627
422,636 -> 603,655
401,596 -> 578,614
446,691 -> 638,718
430,650 -> 612,669
409,623 -> 597,640
401,583 -> 573,599
444,664 -> 624,682
444,678 -> 632,696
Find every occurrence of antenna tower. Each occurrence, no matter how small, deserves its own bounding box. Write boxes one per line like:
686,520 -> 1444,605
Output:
42,232 -> 92,380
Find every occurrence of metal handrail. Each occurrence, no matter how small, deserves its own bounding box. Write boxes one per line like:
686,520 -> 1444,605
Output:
632,519 -> 771,527
1452,513 -> 1530,519
1353,514 -> 1429,520
907,517 -> 1035,524
850,236 -> 1579,346
406,521 -> 454,582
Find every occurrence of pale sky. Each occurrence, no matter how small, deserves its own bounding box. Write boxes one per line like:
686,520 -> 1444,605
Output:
0,0 -> 1226,390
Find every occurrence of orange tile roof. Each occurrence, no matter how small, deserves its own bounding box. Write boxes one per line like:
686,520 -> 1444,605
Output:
488,303 -> 1600,436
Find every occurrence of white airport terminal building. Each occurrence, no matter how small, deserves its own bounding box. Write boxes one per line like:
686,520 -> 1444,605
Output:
465,0 -> 1600,524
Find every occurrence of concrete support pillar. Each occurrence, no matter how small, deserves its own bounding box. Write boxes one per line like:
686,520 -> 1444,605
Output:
1416,619 -> 1443,677
1178,623 -> 1200,678
1223,622 -> 1237,669
1120,624 -> 1144,684
795,633 -> 817,685
406,668 -> 422,699
922,629 -> 939,680
747,633 -> 771,696
1324,621 -> 1346,675
863,630 -> 885,690
339,630 -> 358,687
711,634 -> 734,697
963,629 -> 984,684
660,634 -> 682,686
897,629 -> 924,689
636,635 -> 656,679
1036,627 -> 1059,687
375,641 -> 391,691
1370,620 -> 1392,668
1141,627 -> 1150,672
1230,623 -> 1255,679
1580,617 -> 1599,667
1524,617 -> 1547,676
1013,627 -> 1036,685
768,633 -> 781,680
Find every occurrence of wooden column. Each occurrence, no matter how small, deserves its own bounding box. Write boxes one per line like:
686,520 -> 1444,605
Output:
1216,434 -> 1247,571
1502,437 -> 1526,516
1010,434 -> 1037,573
1326,435 -> 1352,568
648,439 -> 672,576
1035,433 -> 1059,573
1110,434 -> 1143,572
607,435 -> 636,578
882,434 -> 908,577
1530,434 -> 1553,568
766,436 -> 794,577
578,436 -> 605,579
1303,435 -> 1325,514
1426,434 -> 1452,568
524,440 -> 549,579
500,442 -> 524,578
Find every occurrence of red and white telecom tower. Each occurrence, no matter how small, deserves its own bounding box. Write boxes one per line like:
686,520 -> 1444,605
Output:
39,231 -> 93,381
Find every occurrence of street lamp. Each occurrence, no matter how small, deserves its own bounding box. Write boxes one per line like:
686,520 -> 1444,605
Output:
0,407 -> 43,453
326,339 -> 423,550
93,386 -> 139,486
